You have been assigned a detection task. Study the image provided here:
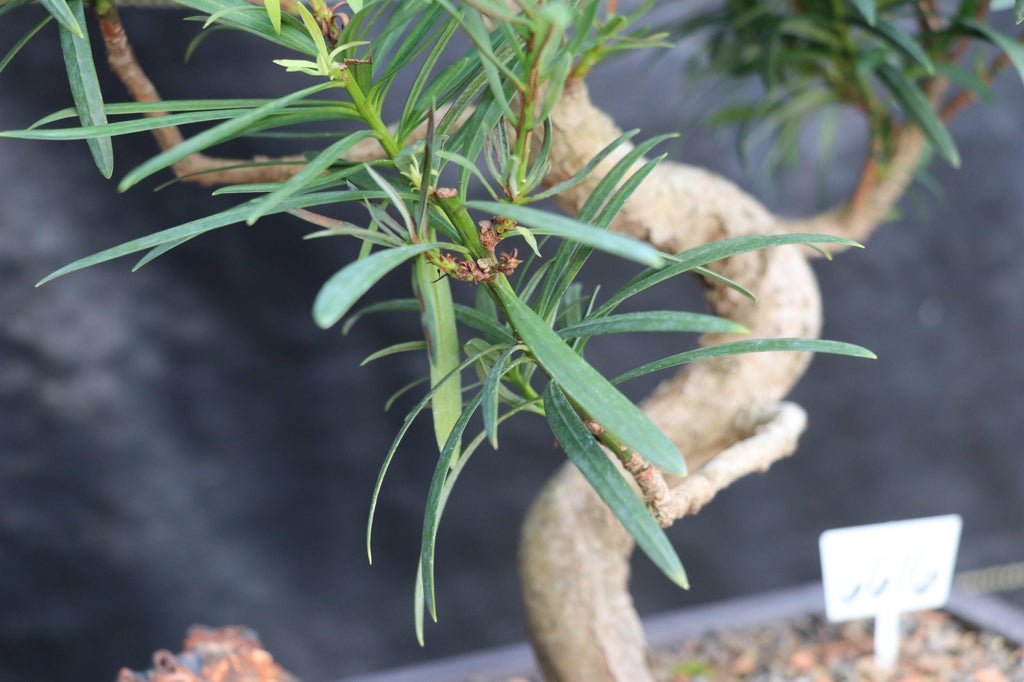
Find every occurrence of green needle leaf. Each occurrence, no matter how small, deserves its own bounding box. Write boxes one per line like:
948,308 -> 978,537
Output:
599,233 -> 860,316
420,392 -> 484,622
558,311 -> 747,339
37,189 -> 386,285
876,64 -> 960,168
0,15 -> 52,75
545,383 -> 688,588
58,0 -> 113,178
959,19 -> 1024,87
313,242 -> 441,329
360,340 -> 427,366
414,256 -> 463,454
482,345 -> 524,448
614,338 -> 876,384
849,0 -> 876,25
118,82 -> 334,191
245,130 -> 375,224
494,278 -> 686,475
869,19 -> 934,75
366,344 -> 501,565
263,0 -> 281,33
41,0 -> 82,37
467,201 -> 670,269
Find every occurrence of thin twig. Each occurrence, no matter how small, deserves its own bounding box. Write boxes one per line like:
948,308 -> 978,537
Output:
941,46 -> 1018,122
95,0 -> 309,186
664,403 -> 807,523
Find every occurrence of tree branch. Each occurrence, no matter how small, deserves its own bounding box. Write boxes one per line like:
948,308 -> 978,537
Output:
93,1 -> 392,186
940,38 -> 1023,122
664,402 -> 807,522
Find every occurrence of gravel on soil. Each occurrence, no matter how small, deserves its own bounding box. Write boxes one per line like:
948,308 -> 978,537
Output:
649,611 -> 1024,681
499,611 -> 1023,682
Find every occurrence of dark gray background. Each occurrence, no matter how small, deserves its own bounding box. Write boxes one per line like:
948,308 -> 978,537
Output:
1,6 -> 1022,681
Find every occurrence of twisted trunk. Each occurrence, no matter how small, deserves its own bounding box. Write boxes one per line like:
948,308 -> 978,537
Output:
520,80 -> 925,682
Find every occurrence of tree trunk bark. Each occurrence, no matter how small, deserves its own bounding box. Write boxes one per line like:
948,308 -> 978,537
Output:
519,79 -> 924,682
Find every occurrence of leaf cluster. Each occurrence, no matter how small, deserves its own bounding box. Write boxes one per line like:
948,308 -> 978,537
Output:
670,0 -> 1024,172
3,0 -> 880,638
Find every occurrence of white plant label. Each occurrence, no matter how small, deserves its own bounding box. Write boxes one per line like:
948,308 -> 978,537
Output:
819,514 -> 962,668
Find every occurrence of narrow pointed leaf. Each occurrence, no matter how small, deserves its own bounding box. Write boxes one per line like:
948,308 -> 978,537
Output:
614,338 -> 876,384
313,243 -> 440,329
545,383 -> 688,587
692,266 -> 757,301
38,202 -> 259,285
598,233 -> 860,315
877,64 -> 959,167
366,344 -> 500,564
133,237 -> 195,270
119,82 -> 334,190
482,345 -> 523,448
365,167 -> 415,236
467,201 -> 669,269
868,19 -> 934,74
28,98 -> 288,129
360,341 -> 427,366
177,0 -> 315,52
246,130 -> 374,224
4,109 -> 285,140
558,311 -> 746,339
37,189 -> 386,285
58,0 -> 112,177
263,0 -> 281,32
40,0 -> 81,36
414,256 -> 463,453
959,19 -> 1024,87
849,0 -> 876,25
0,0 -> 33,18
494,278 -> 686,475
0,15 -> 52,75
420,391 -> 483,620
414,564 -> 426,646
384,376 -> 429,412
530,129 -> 640,201
593,153 -> 666,228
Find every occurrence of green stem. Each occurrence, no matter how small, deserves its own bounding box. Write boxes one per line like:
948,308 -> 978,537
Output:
344,77 -> 399,159
435,195 -> 487,256
513,94 -> 533,191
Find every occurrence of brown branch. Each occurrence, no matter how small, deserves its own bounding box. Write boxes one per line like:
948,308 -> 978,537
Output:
93,0 -> 400,187
618,451 -> 674,527
940,43 -> 1020,122
95,0 -> 310,186
916,0 -> 941,36
664,402 -> 807,522
777,78 -> 954,255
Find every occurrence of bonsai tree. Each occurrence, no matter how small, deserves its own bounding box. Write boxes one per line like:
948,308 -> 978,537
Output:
1,0 -> 1021,679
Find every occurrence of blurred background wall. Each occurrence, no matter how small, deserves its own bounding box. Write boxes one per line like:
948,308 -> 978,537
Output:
1,5 -> 1022,681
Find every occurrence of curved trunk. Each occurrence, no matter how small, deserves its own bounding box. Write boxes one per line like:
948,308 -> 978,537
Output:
520,80 -> 922,681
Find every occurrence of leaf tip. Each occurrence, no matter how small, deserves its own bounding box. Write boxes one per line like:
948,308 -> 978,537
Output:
312,309 -> 334,330
35,271 -> 60,287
